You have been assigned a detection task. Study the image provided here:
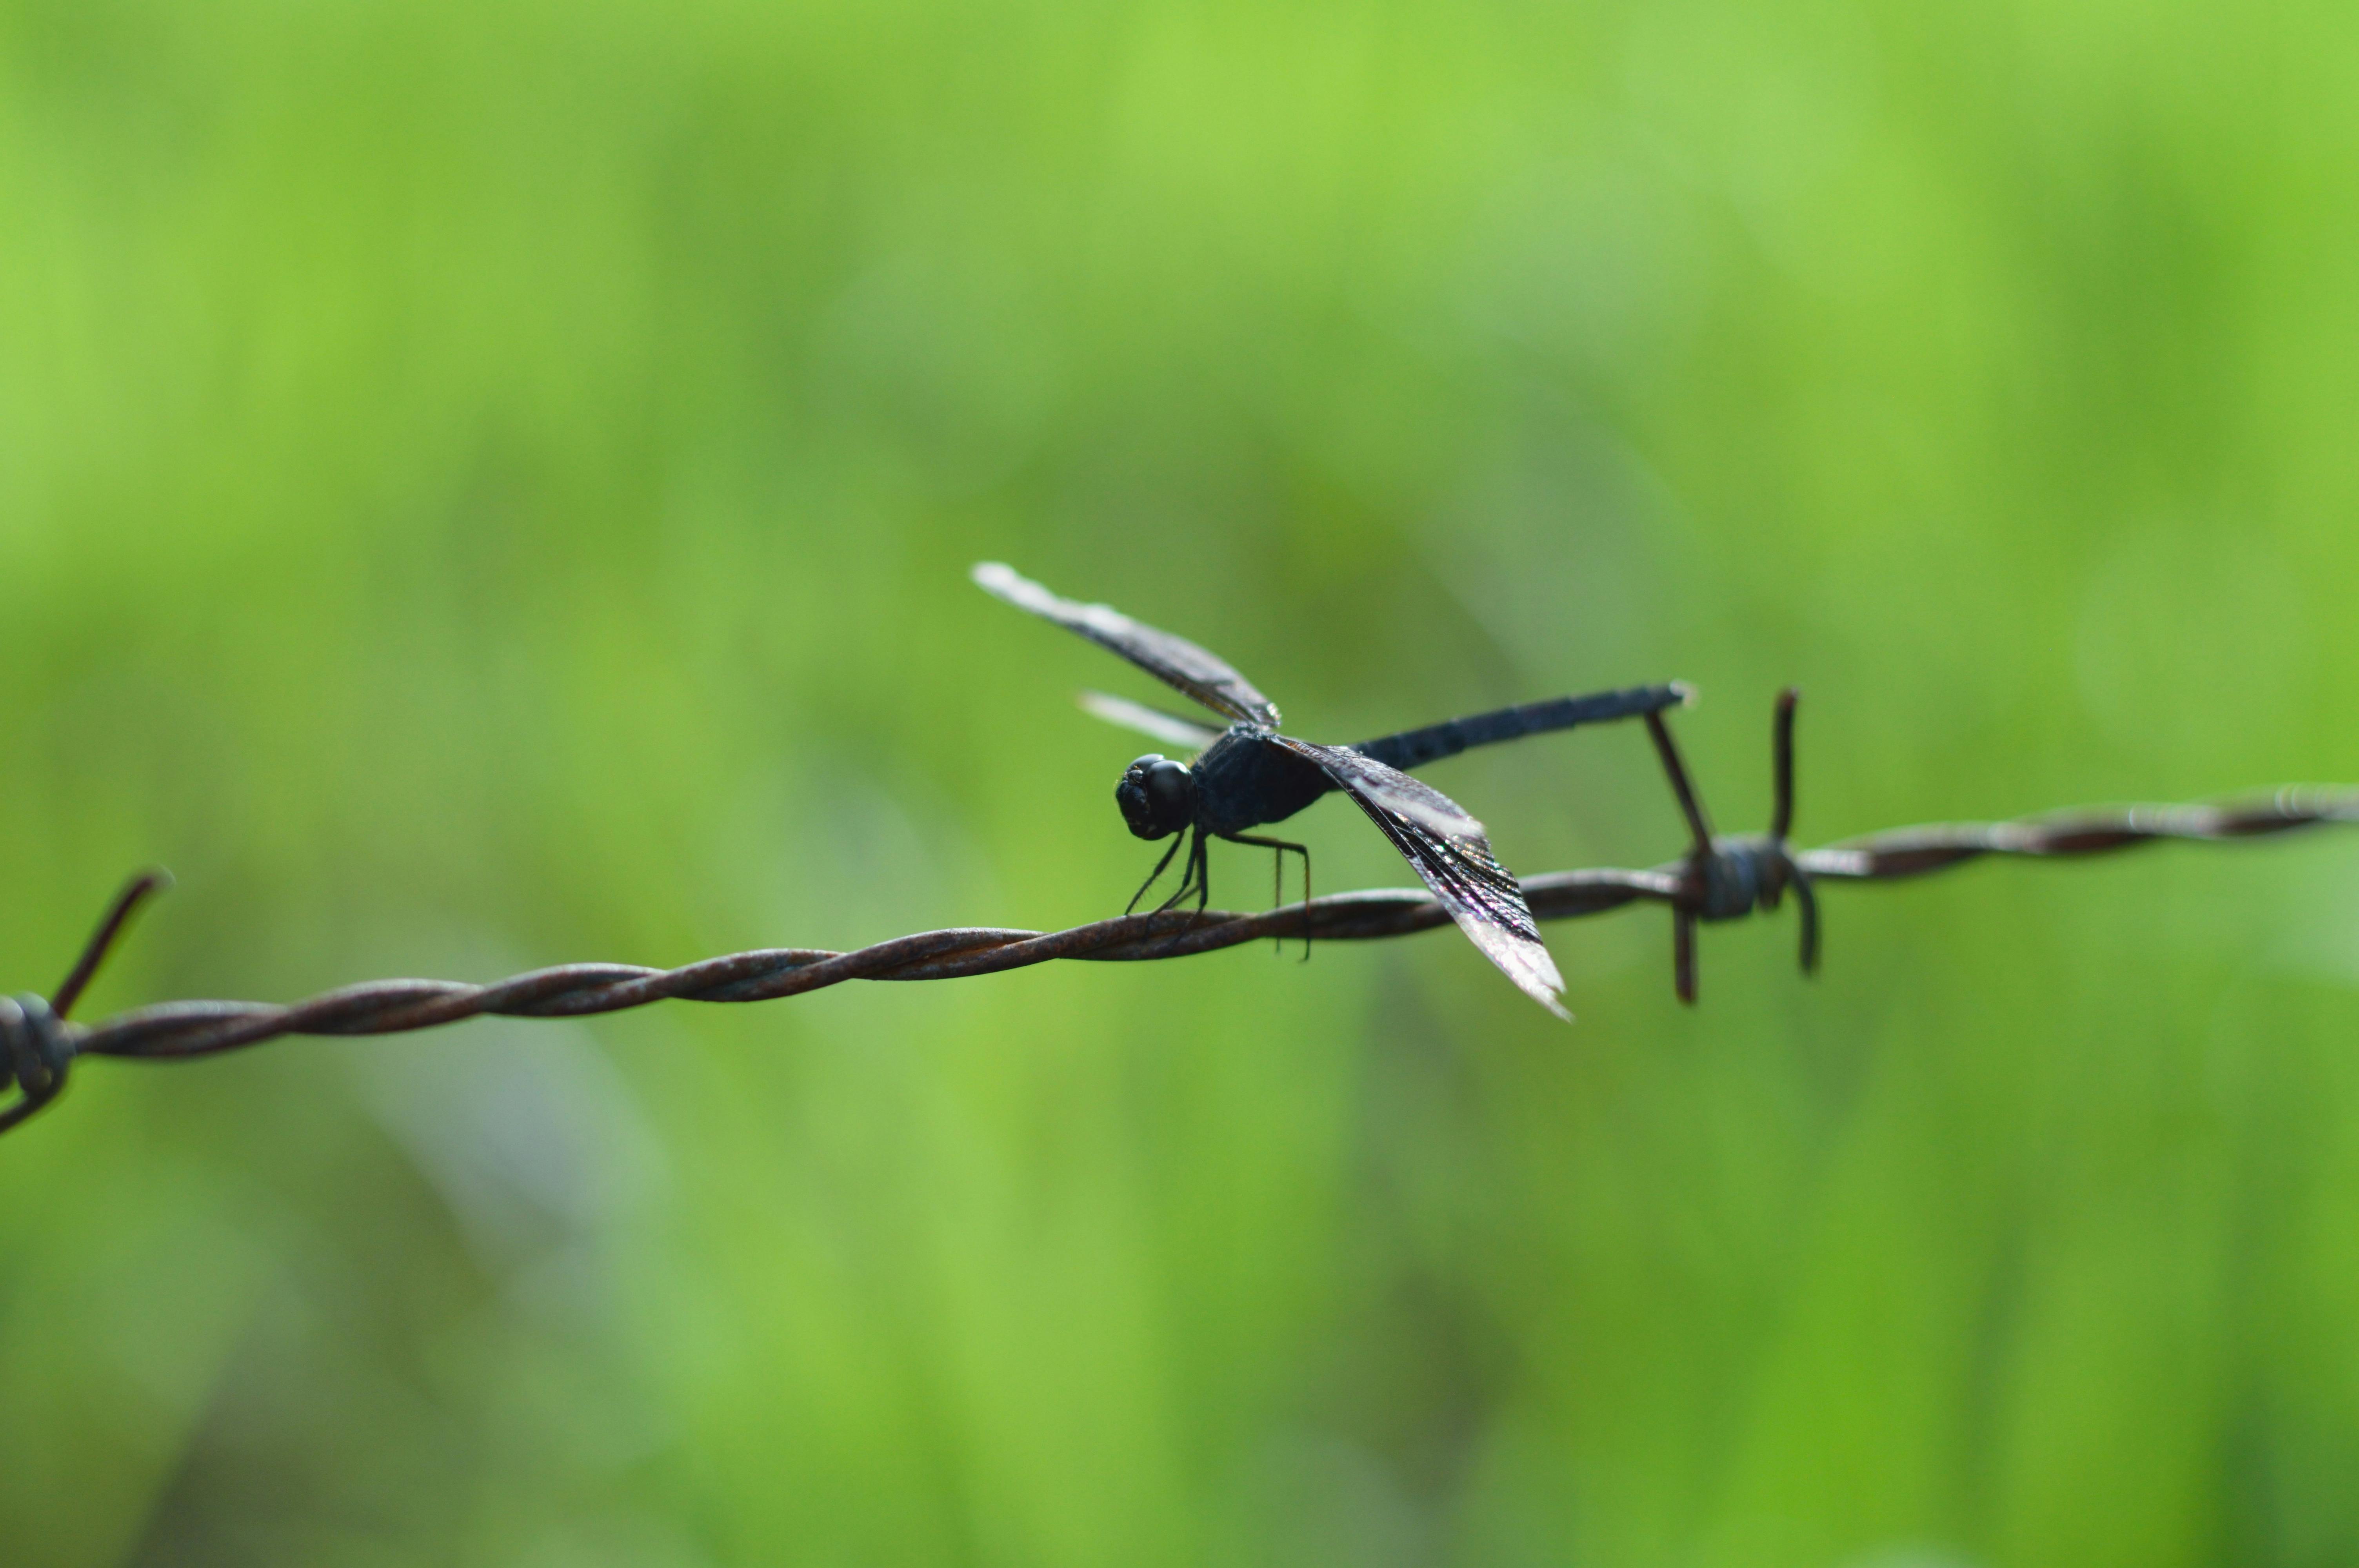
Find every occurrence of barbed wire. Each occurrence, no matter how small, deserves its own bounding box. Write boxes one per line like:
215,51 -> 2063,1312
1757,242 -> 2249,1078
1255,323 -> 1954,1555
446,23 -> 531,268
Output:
5,784 -> 2355,1137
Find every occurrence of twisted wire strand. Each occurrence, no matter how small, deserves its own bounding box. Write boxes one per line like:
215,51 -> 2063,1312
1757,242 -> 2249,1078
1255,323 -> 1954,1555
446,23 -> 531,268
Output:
4,784 -> 2355,1134
38,785 -> 2359,1072
1796,786 -> 2359,879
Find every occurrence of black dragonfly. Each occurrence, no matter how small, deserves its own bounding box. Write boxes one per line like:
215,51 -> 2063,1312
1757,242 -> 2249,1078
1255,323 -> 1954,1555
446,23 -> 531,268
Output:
973,563 -> 1688,1018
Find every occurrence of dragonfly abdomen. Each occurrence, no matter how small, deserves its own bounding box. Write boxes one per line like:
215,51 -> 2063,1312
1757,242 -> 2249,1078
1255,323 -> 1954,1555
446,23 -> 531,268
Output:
1354,683 -> 1687,771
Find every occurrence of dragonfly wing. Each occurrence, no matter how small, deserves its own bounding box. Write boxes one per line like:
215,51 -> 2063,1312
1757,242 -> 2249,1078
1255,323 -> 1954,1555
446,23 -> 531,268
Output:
973,562 -> 1281,727
1076,690 -> 1224,752
1273,737 -> 1570,1020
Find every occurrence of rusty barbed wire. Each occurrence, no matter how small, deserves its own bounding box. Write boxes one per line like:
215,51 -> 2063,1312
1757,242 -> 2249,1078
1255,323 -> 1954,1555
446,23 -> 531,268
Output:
4,782 -> 2355,1137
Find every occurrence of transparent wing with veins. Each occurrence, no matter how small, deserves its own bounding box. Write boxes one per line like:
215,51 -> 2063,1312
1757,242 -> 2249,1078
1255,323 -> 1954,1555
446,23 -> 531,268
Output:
1076,690 -> 1224,753
1271,736 -> 1570,1020
973,562 -> 1281,728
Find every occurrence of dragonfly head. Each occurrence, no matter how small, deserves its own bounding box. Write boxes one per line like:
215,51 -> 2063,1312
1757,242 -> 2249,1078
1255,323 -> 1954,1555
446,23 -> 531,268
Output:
1116,755 -> 1195,840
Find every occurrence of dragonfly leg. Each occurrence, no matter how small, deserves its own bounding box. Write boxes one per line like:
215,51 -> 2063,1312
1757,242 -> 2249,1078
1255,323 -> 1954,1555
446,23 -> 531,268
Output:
1127,833 -> 1188,915
1221,833 -> 1311,958
1154,826 -> 1210,915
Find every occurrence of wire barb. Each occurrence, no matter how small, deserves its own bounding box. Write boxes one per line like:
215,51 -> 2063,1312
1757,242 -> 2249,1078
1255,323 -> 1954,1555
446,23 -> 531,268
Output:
53,869 -> 171,1019
4,784 -> 2357,1137
1,870 -> 170,1131
0,994 -> 72,1134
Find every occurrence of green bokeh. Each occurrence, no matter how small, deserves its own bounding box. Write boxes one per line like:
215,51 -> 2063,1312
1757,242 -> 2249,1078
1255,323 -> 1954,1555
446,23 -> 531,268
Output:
5,1 -> 2359,1563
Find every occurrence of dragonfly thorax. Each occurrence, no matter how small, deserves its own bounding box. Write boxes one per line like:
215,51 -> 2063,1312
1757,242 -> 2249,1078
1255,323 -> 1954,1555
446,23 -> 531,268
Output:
1116,755 -> 1195,840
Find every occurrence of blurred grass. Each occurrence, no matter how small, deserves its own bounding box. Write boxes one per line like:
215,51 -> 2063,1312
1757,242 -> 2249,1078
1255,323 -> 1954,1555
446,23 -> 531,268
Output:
4,0 -> 2359,1563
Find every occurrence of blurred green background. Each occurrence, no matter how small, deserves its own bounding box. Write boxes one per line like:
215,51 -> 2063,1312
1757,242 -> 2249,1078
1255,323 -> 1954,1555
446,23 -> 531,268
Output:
5,0 -> 2359,1563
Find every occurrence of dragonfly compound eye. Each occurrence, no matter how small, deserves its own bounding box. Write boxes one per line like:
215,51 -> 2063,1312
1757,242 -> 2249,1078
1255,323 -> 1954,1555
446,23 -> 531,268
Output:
1116,756 -> 1194,840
